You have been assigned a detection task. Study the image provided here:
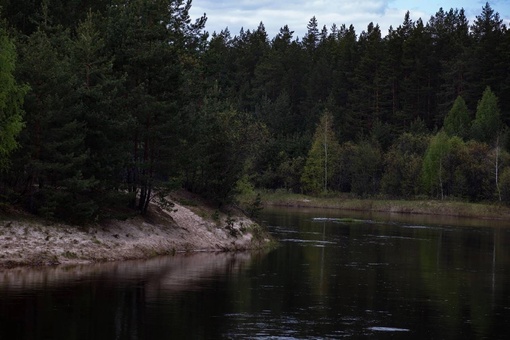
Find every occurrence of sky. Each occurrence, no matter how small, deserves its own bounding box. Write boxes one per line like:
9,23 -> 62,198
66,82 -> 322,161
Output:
189,0 -> 510,39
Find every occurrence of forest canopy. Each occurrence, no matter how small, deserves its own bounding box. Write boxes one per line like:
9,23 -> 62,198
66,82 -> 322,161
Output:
0,1 -> 509,222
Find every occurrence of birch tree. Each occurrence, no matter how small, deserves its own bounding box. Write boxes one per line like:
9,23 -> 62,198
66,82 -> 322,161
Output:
301,110 -> 339,194
421,131 -> 456,199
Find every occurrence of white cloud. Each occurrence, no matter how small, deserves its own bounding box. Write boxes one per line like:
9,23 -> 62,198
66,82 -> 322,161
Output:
189,0 -> 510,38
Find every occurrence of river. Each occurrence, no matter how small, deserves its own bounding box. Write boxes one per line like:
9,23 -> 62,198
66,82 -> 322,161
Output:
1,206 -> 510,339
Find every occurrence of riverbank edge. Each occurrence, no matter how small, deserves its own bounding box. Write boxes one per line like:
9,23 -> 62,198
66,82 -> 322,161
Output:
239,191 -> 510,221
0,192 -> 274,270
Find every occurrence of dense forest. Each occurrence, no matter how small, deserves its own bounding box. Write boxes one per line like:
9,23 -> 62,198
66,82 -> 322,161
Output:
1,0 -> 509,222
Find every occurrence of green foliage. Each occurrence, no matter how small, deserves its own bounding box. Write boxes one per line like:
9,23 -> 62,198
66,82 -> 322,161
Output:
471,86 -> 503,143
468,3 -> 505,113
347,23 -> 385,137
2,1 -> 510,220
36,187 -> 100,223
0,25 -> 28,170
235,174 -> 255,196
301,110 -> 339,194
107,0 -> 190,213
276,155 -> 305,193
12,22 -> 99,218
433,8 -> 470,120
381,133 -> 429,197
421,131 -> 455,198
250,134 -> 309,192
457,141 -> 493,201
224,212 -> 238,237
443,96 -> 471,139
349,140 -> 383,197
183,87 -> 267,204
72,11 -> 131,190
498,167 -> 510,202
246,193 -> 263,219
420,131 -> 488,199
1,1 -> 209,219
330,142 -> 356,193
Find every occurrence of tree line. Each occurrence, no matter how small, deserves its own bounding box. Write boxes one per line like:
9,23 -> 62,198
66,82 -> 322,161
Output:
302,86 -> 509,201
0,1 -> 509,222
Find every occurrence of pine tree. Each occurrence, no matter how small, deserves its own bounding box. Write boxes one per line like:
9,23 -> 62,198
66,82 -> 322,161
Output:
303,16 -> 319,53
107,0 -> 207,214
499,24 -> 510,124
333,24 -> 358,141
432,8 -> 470,121
70,11 -> 133,215
468,3 -> 505,110
383,26 -> 404,133
231,22 -> 270,112
13,21 -> 96,220
348,23 -> 384,137
203,28 -> 235,100
0,0 -> 110,35
400,18 -> 435,128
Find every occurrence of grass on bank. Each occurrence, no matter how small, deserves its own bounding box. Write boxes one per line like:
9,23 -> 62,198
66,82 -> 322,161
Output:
237,190 -> 510,221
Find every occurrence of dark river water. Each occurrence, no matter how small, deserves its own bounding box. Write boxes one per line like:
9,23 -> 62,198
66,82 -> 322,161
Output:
2,207 -> 510,339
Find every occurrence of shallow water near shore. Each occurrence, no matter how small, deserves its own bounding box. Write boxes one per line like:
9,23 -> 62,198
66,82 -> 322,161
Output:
2,207 -> 510,339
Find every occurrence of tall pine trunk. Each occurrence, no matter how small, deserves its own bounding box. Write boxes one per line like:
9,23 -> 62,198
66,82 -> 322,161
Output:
128,133 -> 139,209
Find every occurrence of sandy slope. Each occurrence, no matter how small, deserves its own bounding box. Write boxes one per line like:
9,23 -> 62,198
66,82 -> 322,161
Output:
0,199 -> 271,269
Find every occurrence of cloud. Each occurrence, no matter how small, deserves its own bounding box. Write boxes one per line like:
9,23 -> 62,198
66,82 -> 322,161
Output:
189,0 -> 510,38
191,0 -> 394,37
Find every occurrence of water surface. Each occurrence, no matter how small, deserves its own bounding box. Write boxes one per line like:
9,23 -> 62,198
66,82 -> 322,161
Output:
1,207 -> 510,339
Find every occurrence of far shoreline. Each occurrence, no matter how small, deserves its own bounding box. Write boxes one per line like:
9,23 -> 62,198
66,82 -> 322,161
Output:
239,191 -> 510,221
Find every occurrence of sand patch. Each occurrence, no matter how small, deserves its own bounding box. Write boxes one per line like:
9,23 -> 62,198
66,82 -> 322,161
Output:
0,197 -> 271,269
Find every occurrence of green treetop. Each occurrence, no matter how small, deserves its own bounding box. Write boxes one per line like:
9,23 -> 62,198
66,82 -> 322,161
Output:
471,86 -> 503,143
443,95 -> 471,139
0,24 -> 28,170
421,131 -> 449,199
301,110 -> 339,194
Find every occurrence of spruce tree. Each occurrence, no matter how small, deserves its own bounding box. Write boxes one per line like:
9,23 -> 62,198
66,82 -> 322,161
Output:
471,86 -> 502,143
443,95 -> 470,139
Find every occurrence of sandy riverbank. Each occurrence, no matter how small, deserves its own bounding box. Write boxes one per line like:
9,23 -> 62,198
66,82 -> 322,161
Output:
0,194 -> 272,269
